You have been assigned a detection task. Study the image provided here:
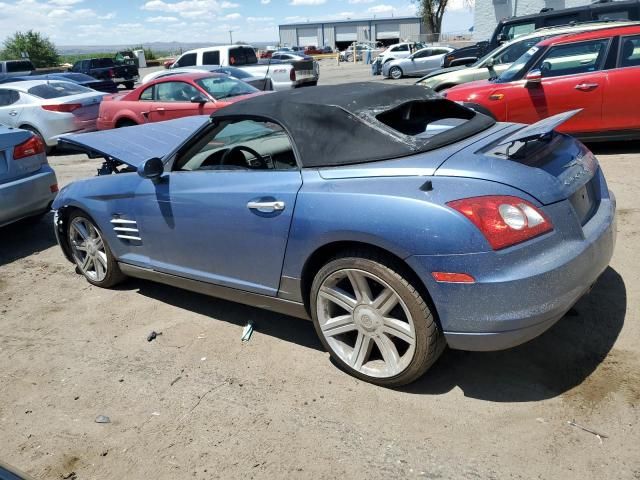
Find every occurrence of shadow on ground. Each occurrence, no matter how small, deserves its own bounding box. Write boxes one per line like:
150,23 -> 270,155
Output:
127,266 -> 625,402
127,279 -> 323,352
403,267 -> 626,401
0,212 -> 56,266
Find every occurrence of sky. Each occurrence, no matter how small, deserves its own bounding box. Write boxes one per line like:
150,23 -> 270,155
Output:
0,0 -> 474,46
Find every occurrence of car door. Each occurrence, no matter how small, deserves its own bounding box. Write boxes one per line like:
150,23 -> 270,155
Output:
504,38 -> 609,133
147,81 -> 206,122
602,34 -> 640,131
406,49 -> 432,75
0,89 -> 22,126
134,118 -> 303,296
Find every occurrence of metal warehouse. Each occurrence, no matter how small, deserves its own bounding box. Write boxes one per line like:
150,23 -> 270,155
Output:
279,16 -> 426,50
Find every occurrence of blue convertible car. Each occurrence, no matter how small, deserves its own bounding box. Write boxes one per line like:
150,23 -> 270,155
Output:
52,83 -> 616,386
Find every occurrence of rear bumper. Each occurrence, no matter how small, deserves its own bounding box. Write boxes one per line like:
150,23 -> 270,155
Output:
407,193 -> 616,351
96,118 -> 116,130
0,165 -> 57,227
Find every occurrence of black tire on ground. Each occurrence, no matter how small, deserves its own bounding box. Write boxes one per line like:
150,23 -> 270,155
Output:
67,211 -> 126,288
310,250 -> 445,387
20,125 -> 53,155
124,81 -> 135,90
389,66 -> 403,80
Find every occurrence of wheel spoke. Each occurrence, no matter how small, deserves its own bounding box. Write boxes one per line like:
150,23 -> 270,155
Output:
383,317 -> 414,345
95,251 -> 108,269
80,254 -> 93,272
73,241 -> 87,252
346,270 -> 372,303
372,287 -> 398,315
374,335 -> 401,373
95,237 -> 104,251
321,315 -> 358,337
350,332 -> 372,370
72,222 -> 90,241
94,256 -> 105,278
319,286 -> 357,313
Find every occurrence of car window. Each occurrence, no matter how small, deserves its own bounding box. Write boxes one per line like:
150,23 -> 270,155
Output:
177,53 -> 197,67
501,22 -> 536,41
394,45 -> 409,52
0,89 -> 20,106
82,60 -> 90,70
155,81 -> 201,102
619,35 -> 640,67
195,76 -> 257,100
229,47 -> 258,66
498,46 -> 542,82
494,37 -> 542,65
203,51 -> 220,65
27,82 -> 92,99
175,119 -> 298,171
218,67 -> 251,79
538,39 -> 609,78
140,85 -> 154,101
92,58 -> 115,68
413,49 -> 431,59
6,61 -> 33,73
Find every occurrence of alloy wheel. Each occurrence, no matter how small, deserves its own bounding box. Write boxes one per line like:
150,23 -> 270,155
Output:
316,268 -> 416,378
68,217 -> 108,282
390,67 -> 402,79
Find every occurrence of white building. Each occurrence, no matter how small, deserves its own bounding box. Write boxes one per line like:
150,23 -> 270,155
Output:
279,17 -> 426,50
473,0 -> 592,40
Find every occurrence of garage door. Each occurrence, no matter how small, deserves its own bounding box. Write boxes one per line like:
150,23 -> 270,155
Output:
297,28 -> 318,47
335,25 -> 357,41
376,23 -> 400,40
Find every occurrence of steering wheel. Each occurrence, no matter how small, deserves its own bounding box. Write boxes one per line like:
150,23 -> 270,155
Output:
220,145 -> 265,169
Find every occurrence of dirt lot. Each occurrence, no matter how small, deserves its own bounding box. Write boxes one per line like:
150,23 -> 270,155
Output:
1,71 -> 640,479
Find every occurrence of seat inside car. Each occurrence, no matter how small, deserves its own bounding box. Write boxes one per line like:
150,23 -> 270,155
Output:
621,39 -> 640,67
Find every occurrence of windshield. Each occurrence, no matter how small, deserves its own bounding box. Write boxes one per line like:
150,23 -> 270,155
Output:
27,82 -> 92,99
497,46 -> 542,83
93,58 -> 115,68
473,36 -> 542,67
195,76 -> 258,100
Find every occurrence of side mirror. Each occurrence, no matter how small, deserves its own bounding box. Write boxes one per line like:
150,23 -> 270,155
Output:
497,33 -> 508,43
190,95 -> 208,104
525,69 -> 542,84
137,157 -> 164,182
485,58 -> 495,68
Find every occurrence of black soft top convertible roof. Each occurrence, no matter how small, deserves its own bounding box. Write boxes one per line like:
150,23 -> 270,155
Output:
210,82 -> 495,168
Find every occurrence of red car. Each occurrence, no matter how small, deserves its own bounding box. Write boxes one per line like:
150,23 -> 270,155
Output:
444,24 -> 640,141
96,72 -> 264,130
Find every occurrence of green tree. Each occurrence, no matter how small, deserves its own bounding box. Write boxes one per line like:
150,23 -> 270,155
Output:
1,30 -> 60,68
414,0 -> 472,42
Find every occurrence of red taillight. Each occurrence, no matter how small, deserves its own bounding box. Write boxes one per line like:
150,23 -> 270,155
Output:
50,184 -> 59,193
447,195 -> 553,250
42,103 -> 82,113
108,68 -> 115,78
290,69 -> 296,81
432,272 -> 475,283
13,134 -> 45,160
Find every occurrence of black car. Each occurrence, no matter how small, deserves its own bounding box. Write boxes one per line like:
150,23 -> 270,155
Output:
0,72 -> 118,93
69,57 -> 139,89
442,0 -> 640,67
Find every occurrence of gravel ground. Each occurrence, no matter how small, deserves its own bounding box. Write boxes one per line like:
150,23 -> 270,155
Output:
0,67 -> 639,480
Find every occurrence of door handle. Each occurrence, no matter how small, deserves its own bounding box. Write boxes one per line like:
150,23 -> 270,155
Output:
575,83 -> 599,91
8,110 -> 18,116
247,200 -> 285,213
155,107 -> 166,112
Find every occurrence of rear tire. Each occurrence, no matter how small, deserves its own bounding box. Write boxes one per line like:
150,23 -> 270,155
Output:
67,211 -> 125,288
389,66 -> 403,80
310,251 -> 444,387
115,119 -> 137,128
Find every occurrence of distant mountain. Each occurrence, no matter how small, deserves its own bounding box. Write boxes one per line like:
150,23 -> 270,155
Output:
57,41 -> 277,55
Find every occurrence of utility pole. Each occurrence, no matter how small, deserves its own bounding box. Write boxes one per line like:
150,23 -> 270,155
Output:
229,30 -> 234,44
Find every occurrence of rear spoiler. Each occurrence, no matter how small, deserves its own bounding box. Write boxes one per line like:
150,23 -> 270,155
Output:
496,109 -> 582,146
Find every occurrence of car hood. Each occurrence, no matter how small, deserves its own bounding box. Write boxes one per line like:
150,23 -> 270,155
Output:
58,115 -> 209,168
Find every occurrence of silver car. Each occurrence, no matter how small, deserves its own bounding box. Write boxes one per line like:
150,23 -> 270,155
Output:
383,46 -> 455,79
0,125 -> 58,227
0,80 -> 105,152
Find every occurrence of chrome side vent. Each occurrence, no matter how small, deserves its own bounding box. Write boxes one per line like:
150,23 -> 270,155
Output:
111,217 -> 142,242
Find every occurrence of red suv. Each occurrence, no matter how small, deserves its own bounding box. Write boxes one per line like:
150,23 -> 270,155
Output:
444,24 -> 640,141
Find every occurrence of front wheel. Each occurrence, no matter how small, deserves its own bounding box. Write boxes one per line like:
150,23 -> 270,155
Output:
389,66 -> 403,80
310,252 -> 444,387
67,212 -> 125,288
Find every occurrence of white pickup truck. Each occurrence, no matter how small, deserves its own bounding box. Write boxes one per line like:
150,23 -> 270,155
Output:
170,45 -> 319,91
